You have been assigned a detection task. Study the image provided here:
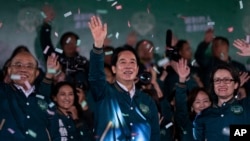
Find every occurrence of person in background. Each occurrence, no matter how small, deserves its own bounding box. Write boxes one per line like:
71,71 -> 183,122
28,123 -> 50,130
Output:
88,16 -> 160,141
51,81 -> 94,141
39,4 -> 89,90
174,58 -> 212,141
193,63 -> 250,141
0,51 -> 61,140
194,29 -> 248,92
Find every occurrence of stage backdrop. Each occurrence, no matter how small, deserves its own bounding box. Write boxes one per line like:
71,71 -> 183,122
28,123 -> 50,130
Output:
0,0 -> 249,69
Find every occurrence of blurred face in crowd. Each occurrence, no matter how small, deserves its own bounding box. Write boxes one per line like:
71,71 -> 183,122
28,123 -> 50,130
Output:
137,41 -> 154,64
62,35 -> 78,57
213,69 -> 238,101
212,40 -> 229,61
112,51 -> 139,84
179,42 -> 192,61
8,52 -> 39,89
104,67 -> 114,83
53,84 -> 74,112
192,91 -> 211,114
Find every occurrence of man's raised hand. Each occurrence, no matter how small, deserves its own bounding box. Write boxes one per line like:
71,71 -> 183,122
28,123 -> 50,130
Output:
88,16 -> 107,48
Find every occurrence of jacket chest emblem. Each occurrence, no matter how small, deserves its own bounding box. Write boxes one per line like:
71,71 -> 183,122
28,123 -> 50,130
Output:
139,103 -> 149,114
230,105 -> 243,114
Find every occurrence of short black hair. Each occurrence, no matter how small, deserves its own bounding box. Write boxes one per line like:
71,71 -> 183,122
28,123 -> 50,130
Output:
59,32 -> 79,48
111,44 -> 140,67
210,63 -> 240,96
212,36 -> 229,47
135,39 -> 154,52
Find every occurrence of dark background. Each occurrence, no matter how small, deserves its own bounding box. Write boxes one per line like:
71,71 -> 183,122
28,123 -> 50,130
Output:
0,0 -> 249,69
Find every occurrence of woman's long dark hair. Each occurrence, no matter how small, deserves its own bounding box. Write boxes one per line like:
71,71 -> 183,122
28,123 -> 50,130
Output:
51,81 -> 84,119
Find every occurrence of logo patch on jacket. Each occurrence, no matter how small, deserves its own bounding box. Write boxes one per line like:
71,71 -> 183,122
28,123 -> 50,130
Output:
139,103 -> 149,114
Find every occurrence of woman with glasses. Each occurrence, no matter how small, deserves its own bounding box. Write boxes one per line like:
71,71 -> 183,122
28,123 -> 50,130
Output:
193,63 -> 250,141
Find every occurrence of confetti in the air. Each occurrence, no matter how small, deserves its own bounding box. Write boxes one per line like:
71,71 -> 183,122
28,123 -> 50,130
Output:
227,27 -> 234,32
28,129 -> 37,138
54,32 -> 58,37
207,22 -> 215,26
10,74 -> 21,80
111,1 -> 117,7
153,66 -> 160,74
246,35 -> 250,43
47,109 -> 55,115
36,94 -> 45,99
128,21 -> 131,27
0,22 -> 2,28
147,8 -> 150,14
239,0 -> 243,9
49,102 -> 55,108
165,122 -> 173,129
47,68 -> 56,74
107,0 -> 115,1
96,9 -> 108,14
105,51 -> 113,56
8,128 -> 15,134
24,81 -> 31,90
55,48 -> 63,54
77,39 -> 81,46
78,8 -> 80,14
115,32 -> 119,39
66,37 -> 71,44
107,33 -> 113,38
0,119 -> 5,130
116,5 -> 122,10
43,46 -> 50,54
40,11 -> 46,18
64,11 -> 72,17
149,46 -> 153,52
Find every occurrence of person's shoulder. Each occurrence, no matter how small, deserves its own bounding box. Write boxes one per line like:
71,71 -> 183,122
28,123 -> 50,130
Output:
231,60 -> 246,71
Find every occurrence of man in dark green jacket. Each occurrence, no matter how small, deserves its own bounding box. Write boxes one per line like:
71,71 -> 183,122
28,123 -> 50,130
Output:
88,16 -> 160,141
0,51 -> 61,140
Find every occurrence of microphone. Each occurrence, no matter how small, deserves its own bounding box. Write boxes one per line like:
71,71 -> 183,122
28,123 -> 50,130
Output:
166,29 -> 172,48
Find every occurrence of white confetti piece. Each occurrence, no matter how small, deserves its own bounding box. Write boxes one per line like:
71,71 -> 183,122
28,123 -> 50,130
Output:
49,102 -> 55,108
36,94 -> 45,99
128,21 -> 131,27
47,109 -> 55,115
43,46 -> 50,54
24,81 -> 31,90
149,46 -> 153,52
115,32 -> 119,39
239,0 -> 243,9
147,8 -> 150,14
66,37 -> 71,44
207,22 -> 215,26
55,48 -> 63,54
40,11 -> 46,18
0,119 -> 5,130
28,129 -> 37,138
54,32 -> 58,37
10,74 -> 21,80
153,66 -> 160,74
157,58 -> 170,67
111,1 -> 117,7
165,122 -> 173,129
246,35 -> 250,43
64,11 -> 72,17
78,8 -> 80,14
8,128 -> 15,134
107,34 -> 113,38
116,5 -> 122,10
47,68 -> 56,74
77,39 -> 81,46
96,9 -> 108,14
105,51 -> 113,56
